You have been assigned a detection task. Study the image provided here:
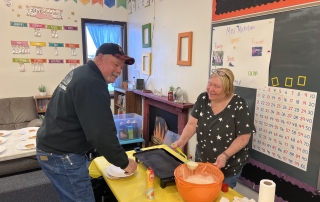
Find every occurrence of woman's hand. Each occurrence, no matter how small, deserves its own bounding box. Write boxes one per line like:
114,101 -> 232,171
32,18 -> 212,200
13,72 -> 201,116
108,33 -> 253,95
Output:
213,153 -> 228,169
171,116 -> 197,150
214,133 -> 251,169
171,139 -> 184,150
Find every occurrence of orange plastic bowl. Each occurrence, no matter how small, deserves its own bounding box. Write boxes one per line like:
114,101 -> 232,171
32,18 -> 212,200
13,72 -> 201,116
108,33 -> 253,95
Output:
174,162 -> 224,202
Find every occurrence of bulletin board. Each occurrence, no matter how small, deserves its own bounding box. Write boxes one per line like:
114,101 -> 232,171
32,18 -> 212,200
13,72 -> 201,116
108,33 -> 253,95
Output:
210,4 -> 320,192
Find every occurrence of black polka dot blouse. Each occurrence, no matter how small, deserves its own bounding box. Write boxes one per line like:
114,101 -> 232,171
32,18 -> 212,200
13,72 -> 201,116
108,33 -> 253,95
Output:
191,92 -> 256,177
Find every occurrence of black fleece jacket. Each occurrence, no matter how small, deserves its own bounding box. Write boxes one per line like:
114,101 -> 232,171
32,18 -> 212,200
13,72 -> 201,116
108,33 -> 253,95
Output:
36,60 -> 129,169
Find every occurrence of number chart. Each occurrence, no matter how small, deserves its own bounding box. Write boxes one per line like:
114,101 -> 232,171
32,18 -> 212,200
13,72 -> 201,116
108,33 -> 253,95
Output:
253,87 -> 317,171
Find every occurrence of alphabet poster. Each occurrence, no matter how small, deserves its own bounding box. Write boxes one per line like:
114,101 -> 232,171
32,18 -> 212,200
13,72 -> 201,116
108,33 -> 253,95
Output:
253,87 -> 317,171
211,18 -> 275,89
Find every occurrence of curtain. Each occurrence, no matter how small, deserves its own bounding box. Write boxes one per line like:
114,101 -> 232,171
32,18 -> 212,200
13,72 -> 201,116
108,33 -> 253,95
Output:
86,23 -> 123,89
86,24 -> 122,49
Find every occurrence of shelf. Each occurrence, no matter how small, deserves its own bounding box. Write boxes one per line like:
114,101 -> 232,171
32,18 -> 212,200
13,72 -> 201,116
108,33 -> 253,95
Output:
114,87 -> 127,94
113,87 -> 141,115
133,90 -> 194,109
34,95 -> 52,99
37,110 -> 47,113
34,95 -> 52,114
115,104 -> 125,109
119,138 -> 144,145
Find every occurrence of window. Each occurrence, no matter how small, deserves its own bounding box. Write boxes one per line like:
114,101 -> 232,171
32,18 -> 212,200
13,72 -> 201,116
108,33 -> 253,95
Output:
81,19 -> 128,96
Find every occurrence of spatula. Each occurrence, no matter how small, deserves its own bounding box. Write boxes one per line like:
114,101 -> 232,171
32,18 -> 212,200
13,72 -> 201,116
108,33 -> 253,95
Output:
172,143 -> 198,170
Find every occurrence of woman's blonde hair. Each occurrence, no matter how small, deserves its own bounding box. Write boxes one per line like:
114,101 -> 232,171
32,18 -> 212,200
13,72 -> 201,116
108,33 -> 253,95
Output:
210,68 -> 235,95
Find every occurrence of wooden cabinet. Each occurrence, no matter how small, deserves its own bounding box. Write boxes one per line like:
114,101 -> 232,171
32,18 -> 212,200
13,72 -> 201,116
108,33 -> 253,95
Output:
114,87 -> 141,115
34,95 -> 51,114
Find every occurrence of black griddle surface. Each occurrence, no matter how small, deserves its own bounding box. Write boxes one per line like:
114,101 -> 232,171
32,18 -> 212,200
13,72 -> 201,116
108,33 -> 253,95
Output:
133,148 -> 183,179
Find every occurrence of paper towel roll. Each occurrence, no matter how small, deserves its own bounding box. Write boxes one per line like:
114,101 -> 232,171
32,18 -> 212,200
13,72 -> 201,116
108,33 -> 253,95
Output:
258,179 -> 276,202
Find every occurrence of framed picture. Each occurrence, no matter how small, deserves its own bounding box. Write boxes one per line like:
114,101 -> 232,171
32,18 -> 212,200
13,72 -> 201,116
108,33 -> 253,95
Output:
142,23 -> 152,48
177,31 -> 193,66
136,79 -> 144,90
142,52 -> 151,75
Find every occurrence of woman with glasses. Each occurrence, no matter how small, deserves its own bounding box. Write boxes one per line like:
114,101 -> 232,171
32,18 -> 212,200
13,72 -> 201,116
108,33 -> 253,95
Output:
172,68 -> 256,188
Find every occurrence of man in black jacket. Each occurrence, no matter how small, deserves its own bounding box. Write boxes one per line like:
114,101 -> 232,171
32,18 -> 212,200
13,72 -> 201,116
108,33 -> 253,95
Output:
36,43 -> 137,202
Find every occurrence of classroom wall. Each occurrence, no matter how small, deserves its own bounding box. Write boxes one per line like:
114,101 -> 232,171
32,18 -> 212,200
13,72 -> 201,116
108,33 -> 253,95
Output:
0,0 -> 233,159
0,1 -> 212,157
0,0 -> 127,99
0,0 -> 258,197
127,0 -> 212,157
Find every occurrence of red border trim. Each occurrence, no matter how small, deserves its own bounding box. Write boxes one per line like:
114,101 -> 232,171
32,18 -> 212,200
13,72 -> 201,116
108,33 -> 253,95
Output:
212,0 -> 318,21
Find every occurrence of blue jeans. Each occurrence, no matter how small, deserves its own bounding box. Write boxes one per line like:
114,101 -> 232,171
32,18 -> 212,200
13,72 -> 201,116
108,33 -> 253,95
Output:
36,148 -> 95,202
223,170 -> 242,189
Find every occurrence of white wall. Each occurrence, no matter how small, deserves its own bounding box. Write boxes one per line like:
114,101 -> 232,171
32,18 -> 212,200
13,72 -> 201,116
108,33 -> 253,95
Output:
127,3 -> 259,199
127,0 -> 212,157
0,0 -> 127,98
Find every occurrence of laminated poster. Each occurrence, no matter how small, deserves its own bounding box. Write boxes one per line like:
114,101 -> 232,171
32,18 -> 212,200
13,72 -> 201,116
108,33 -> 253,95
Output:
253,87 -> 317,171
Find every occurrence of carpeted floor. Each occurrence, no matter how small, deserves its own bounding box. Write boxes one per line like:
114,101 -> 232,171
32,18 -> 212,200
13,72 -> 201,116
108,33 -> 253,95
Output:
0,170 -> 120,202
0,170 -> 59,202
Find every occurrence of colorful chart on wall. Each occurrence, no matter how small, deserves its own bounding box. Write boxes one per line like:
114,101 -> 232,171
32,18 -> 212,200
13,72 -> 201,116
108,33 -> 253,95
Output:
253,86 -> 317,171
210,18 -> 275,89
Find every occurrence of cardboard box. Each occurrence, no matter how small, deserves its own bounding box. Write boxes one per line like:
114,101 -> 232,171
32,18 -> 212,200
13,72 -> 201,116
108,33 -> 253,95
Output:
113,113 -> 143,140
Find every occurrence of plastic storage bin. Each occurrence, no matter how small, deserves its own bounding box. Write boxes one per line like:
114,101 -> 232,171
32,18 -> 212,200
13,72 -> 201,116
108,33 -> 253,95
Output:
163,130 -> 180,147
113,113 -> 143,140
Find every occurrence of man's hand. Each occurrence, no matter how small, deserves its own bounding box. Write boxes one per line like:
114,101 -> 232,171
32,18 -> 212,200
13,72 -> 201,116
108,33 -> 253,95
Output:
123,158 -> 137,175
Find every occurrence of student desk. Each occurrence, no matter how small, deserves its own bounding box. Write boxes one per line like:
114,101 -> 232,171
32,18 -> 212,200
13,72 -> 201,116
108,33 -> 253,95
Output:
89,145 -> 244,202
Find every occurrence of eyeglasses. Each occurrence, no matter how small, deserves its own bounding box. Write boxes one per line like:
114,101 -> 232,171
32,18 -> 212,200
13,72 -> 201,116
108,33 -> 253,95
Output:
211,70 -> 230,80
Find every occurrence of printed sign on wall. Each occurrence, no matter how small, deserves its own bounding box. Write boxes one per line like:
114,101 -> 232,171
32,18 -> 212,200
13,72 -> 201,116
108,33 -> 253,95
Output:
26,6 -> 63,20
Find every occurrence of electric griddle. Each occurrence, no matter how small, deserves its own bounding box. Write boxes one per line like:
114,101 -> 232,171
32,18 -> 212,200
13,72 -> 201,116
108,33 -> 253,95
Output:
133,148 -> 184,188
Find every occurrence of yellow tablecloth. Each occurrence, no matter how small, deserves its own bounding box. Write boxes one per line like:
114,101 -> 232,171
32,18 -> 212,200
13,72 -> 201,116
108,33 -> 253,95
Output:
89,145 -> 243,202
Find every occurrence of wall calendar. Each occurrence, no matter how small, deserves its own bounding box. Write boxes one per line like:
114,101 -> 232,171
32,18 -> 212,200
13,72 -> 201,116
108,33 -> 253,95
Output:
252,87 -> 317,171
